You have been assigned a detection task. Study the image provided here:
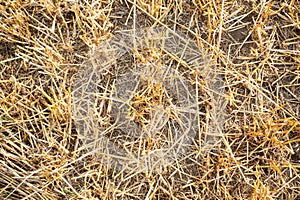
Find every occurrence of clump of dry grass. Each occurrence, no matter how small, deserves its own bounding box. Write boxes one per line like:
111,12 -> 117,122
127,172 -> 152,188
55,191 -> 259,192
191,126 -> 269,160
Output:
1,0 -> 300,199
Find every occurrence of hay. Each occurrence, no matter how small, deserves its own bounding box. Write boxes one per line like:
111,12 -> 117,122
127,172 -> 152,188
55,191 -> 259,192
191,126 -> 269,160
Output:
72,26 -> 226,172
0,0 -> 299,199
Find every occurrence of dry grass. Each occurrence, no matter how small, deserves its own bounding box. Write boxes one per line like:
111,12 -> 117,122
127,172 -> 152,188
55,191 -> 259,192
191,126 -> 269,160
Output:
0,0 -> 300,199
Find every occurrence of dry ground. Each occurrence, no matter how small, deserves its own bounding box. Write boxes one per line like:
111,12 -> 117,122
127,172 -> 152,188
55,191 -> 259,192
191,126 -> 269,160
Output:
0,0 -> 300,199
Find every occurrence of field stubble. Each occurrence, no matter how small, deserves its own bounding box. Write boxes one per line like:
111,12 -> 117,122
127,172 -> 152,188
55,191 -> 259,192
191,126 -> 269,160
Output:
0,0 -> 300,199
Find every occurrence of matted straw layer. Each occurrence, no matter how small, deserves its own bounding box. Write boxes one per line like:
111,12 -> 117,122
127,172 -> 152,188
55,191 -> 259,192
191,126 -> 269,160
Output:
72,26 -> 227,172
